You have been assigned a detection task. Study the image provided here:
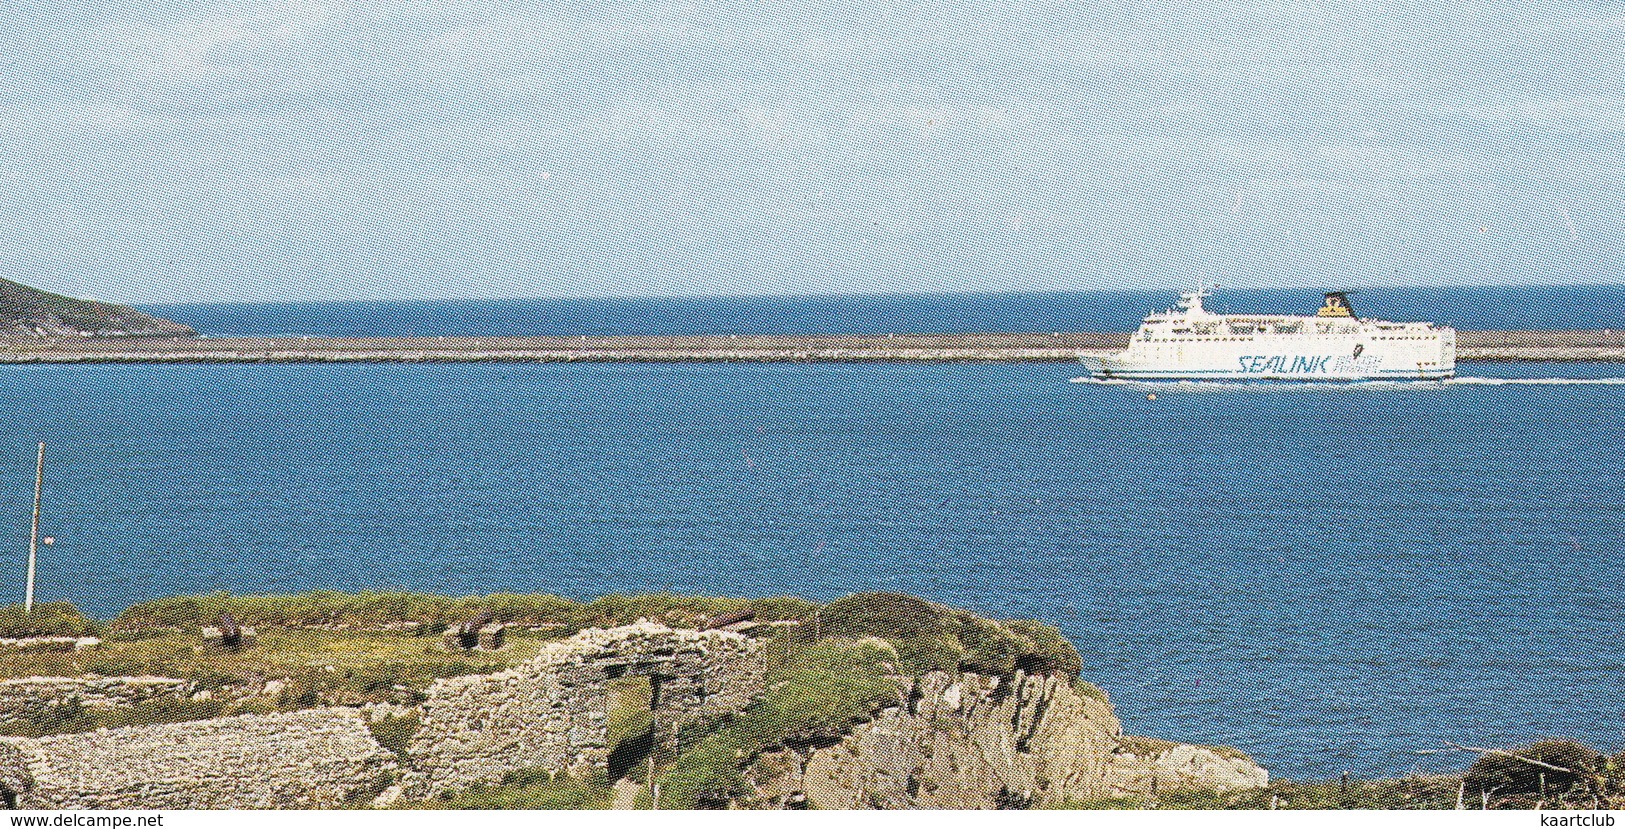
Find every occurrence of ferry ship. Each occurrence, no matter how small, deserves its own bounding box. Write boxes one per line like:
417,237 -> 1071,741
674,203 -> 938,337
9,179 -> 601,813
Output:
1079,287 -> 1456,381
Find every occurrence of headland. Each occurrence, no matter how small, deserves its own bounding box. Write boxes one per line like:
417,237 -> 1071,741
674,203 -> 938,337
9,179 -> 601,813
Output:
3,590 -> 1609,810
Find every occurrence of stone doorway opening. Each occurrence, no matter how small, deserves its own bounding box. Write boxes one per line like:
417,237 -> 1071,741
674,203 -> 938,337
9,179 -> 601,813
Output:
604,675 -> 655,782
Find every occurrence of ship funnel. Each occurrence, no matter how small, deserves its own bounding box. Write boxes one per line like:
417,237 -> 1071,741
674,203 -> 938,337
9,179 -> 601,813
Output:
1319,291 -> 1355,318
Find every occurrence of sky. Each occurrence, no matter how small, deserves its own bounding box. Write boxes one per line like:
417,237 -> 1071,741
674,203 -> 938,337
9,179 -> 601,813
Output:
0,0 -> 1621,303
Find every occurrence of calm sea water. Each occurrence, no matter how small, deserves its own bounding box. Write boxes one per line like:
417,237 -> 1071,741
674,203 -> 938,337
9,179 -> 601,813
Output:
146,285 -> 1625,337
3,289 -> 1623,779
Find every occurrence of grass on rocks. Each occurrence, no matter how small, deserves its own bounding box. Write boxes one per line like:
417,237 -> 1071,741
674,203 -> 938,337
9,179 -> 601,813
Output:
367,713 -> 422,760
111,590 -> 816,633
411,770 -> 614,810
794,592 -> 1082,678
0,627 -> 547,736
652,637 -> 901,809
35,589 -> 1601,811
0,696 -> 232,738
2,626 -> 539,683
0,602 -> 98,638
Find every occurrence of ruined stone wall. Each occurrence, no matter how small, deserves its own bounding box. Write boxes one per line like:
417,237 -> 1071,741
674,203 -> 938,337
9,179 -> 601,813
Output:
0,677 -> 190,728
739,670 -> 1267,809
0,637 -> 101,655
0,625 -> 1264,811
0,708 -> 398,809
409,622 -> 764,794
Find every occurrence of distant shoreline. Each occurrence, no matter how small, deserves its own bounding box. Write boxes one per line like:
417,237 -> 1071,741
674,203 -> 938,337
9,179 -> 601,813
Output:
1,330 -> 1621,363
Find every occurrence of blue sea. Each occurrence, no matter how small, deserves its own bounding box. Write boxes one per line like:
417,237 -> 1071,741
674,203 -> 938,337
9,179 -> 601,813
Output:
3,287 -> 1624,780
149,284 -> 1625,338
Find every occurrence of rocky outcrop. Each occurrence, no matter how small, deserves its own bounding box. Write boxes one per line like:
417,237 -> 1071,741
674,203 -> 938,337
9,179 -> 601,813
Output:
737,670 -> 1266,809
1103,738 -> 1269,796
0,707 -> 397,809
409,622 -> 764,794
0,624 -> 1268,810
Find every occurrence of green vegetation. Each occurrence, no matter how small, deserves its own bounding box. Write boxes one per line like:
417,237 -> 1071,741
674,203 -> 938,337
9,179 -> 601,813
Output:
63,587 -> 1247,811
605,678 -> 653,749
1073,680 -> 1111,705
16,626 -> 535,681
653,638 -> 900,808
368,713 -> 422,760
22,589 -> 1622,811
798,592 -> 1082,677
0,626 -> 541,736
410,771 -> 612,810
113,590 -> 816,633
0,276 -> 195,337
0,696 -> 230,738
0,601 -> 98,638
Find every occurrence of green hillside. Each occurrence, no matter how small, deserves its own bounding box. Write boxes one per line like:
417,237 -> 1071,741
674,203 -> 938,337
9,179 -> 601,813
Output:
0,277 -> 194,337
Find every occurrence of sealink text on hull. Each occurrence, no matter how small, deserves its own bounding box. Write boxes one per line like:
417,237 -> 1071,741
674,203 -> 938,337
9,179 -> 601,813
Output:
1079,287 -> 1456,381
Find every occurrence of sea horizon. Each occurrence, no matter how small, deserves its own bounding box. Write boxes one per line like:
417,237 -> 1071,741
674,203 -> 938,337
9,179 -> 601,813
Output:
137,283 -> 1625,340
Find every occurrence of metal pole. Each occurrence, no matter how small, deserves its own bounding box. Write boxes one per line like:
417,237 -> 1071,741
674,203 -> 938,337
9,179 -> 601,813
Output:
24,442 -> 42,614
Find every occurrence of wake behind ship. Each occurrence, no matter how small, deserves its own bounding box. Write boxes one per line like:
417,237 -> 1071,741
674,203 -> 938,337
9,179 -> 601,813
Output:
1079,287 -> 1456,381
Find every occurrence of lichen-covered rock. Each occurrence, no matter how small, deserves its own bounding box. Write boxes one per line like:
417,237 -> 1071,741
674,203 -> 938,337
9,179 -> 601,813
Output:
739,670 -> 1121,808
0,708 -> 397,809
409,622 -> 764,794
1103,739 -> 1269,795
737,670 -> 1267,809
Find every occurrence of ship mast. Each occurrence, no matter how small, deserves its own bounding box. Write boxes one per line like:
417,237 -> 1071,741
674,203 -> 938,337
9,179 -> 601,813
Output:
1178,284 -> 1215,315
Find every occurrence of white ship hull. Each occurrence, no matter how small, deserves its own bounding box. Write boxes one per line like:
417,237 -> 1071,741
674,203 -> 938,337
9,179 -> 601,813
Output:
1081,288 -> 1456,381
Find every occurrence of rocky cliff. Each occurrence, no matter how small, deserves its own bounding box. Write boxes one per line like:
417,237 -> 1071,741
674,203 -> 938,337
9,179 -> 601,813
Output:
0,278 -> 194,338
737,669 -> 1266,809
0,621 -> 1268,810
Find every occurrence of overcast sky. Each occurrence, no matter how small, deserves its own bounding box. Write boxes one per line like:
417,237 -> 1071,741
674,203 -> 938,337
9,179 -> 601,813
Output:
0,0 -> 1621,303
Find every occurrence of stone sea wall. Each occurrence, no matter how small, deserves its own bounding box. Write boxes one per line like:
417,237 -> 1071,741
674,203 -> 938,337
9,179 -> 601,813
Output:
0,708 -> 398,809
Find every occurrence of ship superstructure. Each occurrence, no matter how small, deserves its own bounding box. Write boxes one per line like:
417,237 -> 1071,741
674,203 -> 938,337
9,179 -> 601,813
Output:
1079,287 -> 1456,381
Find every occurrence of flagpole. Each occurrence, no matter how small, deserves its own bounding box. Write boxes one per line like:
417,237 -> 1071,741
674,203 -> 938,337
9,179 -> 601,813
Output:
25,442 -> 43,614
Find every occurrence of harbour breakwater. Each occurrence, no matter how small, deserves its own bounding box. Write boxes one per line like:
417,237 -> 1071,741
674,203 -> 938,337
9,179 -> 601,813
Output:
0,330 -> 1621,363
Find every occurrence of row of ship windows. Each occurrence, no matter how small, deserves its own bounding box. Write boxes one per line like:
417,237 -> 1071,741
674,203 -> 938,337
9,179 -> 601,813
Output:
1146,336 -> 1433,341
